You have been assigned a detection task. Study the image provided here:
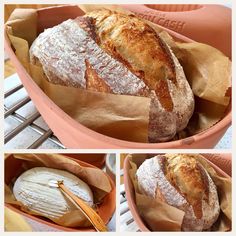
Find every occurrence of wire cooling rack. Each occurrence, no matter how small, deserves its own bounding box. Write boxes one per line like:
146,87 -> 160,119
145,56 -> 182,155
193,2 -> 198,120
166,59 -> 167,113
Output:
4,73 -> 65,149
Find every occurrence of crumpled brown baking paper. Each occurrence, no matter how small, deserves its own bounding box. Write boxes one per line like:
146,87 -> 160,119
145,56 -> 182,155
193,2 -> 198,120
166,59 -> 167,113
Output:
5,5 -> 231,143
5,153 -> 112,228
126,154 -> 231,231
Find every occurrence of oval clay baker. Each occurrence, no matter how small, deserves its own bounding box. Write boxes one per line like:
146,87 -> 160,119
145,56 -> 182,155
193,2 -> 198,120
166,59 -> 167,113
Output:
4,5 -> 231,149
5,154 -> 116,232
123,153 -> 231,231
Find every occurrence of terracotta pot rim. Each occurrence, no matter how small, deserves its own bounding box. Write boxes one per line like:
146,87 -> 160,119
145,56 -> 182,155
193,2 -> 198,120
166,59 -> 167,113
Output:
4,5 -> 231,148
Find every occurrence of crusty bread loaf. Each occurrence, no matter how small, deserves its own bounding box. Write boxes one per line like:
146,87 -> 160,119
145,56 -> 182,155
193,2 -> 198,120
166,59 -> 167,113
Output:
136,154 -> 220,231
13,167 -> 93,220
30,9 -> 194,142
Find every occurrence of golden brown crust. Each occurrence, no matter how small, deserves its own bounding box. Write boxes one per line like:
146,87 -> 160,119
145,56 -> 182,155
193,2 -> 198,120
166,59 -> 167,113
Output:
85,59 -> 111,93
164,155 -> 210,219
87,9 -> 176,111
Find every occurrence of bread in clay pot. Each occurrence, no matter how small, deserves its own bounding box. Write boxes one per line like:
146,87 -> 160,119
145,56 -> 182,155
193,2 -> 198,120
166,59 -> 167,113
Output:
13,167 -> 93,221
29,9 -> 194,143
136,154 -> 220,231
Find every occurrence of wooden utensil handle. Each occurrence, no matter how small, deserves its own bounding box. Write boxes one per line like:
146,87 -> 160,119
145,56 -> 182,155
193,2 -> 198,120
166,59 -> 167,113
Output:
58,182 -> 108,232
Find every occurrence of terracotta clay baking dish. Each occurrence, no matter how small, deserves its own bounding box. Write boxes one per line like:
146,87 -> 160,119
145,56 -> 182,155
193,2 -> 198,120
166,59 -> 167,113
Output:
122,4 -> 231,58
4,154 -> 116,232
4,5 -> 231,149
123,153 -> 231,231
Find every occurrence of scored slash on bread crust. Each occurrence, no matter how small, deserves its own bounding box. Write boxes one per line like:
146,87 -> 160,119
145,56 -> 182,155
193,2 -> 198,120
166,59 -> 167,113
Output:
30,9 -> 194,142
13,167 -> 94,220
86,10 -> 177,111
136,154 -> 220,231
30,16 -> 147,94
164,154 -> 210,219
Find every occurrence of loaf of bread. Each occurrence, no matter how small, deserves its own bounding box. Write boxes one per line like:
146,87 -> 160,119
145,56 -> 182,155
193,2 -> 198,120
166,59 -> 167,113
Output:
136,154 -> 220,231
13,167 -> 93,221
30,9 -> 194,142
